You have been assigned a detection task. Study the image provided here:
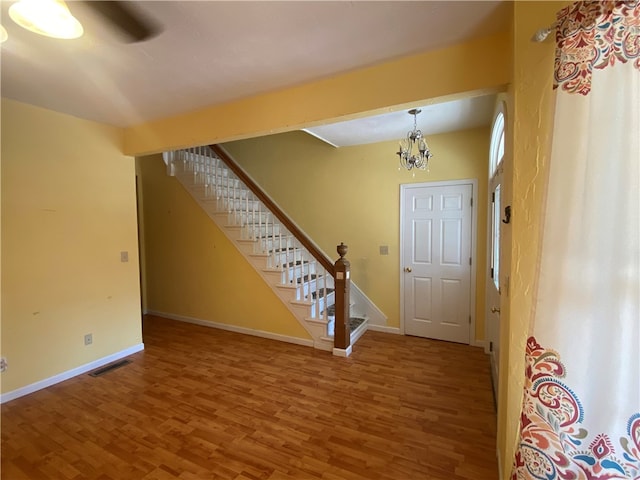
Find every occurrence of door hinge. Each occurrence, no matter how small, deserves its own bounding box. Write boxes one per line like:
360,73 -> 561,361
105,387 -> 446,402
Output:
491,192 -> 495,203
469,257 -> 472,266
470,197 -> 473,207
490,267 -> 494,278
489,341 -> 493,352
469,315 -> 471,324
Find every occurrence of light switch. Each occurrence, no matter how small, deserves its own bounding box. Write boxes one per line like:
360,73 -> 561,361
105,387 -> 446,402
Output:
379,245 -> 389,255
120,251 -> 129,263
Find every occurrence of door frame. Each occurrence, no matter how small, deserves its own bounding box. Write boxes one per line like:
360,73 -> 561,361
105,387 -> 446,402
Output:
399,179 -> 479,345
485,95 -> 508,399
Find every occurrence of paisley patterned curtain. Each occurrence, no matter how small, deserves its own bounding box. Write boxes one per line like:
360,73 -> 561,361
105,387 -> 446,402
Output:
511,2 -> 639,479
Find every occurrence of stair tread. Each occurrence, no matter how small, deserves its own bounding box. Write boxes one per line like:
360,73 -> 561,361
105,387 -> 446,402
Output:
284,260 -> 310,267
311,288 -> 334,300
297,274 -> 321,283
290,299 -> 313,306
327,317 -> 367,333
323,304 -> 356,317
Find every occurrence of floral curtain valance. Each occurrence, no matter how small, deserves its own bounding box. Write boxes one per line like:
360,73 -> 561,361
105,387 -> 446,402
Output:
554,0 -> 639,95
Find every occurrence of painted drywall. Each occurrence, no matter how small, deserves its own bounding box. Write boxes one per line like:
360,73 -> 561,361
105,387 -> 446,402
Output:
498,2 -> 565,476
223,127 -> 489,341
123,32 -> 509,156
1,99 -> 142,394
136,154 -> 312,341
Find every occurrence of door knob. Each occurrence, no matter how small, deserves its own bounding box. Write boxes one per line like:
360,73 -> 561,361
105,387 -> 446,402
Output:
404,267 -> 412,273
491,307 -> 501,313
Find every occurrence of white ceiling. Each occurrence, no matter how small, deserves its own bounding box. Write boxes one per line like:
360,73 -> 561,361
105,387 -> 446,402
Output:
304,95 -> 496,147
0,1 -> 509,143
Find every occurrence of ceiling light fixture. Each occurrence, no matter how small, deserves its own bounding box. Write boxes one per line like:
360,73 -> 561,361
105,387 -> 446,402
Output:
0,25 -> 8,43
396,109 -> 433,172
9,0 -> 83,39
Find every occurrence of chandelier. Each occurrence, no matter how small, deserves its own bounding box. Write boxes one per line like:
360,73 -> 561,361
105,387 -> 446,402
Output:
396,108 -> 433,171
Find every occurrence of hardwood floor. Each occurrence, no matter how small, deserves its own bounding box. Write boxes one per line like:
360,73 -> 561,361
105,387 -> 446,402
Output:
1,315 -> 498,480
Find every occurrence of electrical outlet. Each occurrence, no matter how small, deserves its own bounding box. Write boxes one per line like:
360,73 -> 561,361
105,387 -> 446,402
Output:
84,333 -> 93,346
0,357 -> 7,373
379,245 -> 389,255
120,251 -> 129,262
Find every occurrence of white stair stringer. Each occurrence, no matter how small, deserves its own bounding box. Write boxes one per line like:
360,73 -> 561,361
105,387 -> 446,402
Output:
163,148 -> 373,352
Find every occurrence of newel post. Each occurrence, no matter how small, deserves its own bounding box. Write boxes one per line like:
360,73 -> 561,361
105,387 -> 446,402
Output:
333,242 -> 352,357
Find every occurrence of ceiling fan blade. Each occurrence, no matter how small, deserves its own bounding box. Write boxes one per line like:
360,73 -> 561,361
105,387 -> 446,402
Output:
83,1 -> 162,43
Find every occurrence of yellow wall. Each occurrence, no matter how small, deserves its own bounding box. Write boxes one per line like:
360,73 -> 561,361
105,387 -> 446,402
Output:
136,154 -> 312,340
122,13 -> 565,476
0,6 -> 570,470
498,2 -> 564,476
1,99 -> 142,394
223,128 -> 489,341
123,32 -> 509,156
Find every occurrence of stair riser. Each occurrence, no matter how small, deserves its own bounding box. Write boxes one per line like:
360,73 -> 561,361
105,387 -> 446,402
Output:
246,224 -> 284,239
272,248 -> 310,265
186,176 -> 249,191
262,269 -> 284,284
195,198 -> 262,215
236,226 -> 283,243
312,292 -> 335,318
179,159 -> 234,177
231,211 -> 272,226
257,236 -> 296,252
209,187 -> 250,201
236,241 -> 258,255
288,301 -> 316,320
223,226 -> 245,241
281,263 -> 317,284
177,169 -> 241,186
299,279 -> 331,299
220,199 -> 262,212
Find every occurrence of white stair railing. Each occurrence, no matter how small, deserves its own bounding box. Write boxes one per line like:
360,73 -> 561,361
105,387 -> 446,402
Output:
163,147 -> 342,338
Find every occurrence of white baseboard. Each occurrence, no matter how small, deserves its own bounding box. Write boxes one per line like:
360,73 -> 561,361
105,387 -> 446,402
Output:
147,310 -> 315,348
366,324 -> 401,334
0,343 -> 144,404
333,345 -> 352,357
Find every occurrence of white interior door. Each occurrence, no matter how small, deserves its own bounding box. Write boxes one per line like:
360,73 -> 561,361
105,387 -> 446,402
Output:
486,99 -> 506,399
401,182 -> 473,344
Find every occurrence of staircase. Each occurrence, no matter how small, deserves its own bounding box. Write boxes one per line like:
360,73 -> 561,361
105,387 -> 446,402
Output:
162,146 -> 368,353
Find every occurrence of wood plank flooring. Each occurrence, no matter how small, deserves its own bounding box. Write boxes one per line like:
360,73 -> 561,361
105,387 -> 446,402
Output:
1,315 -> 498,479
